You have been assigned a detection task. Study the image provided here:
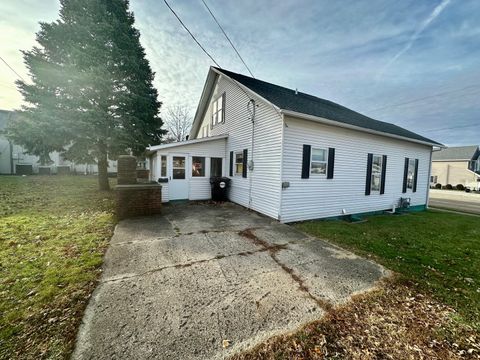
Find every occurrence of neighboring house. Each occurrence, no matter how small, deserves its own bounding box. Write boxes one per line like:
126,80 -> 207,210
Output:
0,109 -> 117,175
146,67 -> 443,222
431,145 -> 480,190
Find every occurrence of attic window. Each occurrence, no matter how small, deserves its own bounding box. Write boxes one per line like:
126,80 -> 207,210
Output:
212,93 -> 225,126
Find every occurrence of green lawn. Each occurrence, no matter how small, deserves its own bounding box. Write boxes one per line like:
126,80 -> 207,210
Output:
0,175 -> 116,359
296,210 -> 480,329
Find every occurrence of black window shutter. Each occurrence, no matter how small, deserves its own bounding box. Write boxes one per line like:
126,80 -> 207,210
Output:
380,155 -> 387,194
327,148 -> 335,179
229,151 -> 233,177
413,159 -> 419,192
365,153 -> 373,195
301,145 -> 311,179
402,157 -> 409,193
242,149 -> 248,178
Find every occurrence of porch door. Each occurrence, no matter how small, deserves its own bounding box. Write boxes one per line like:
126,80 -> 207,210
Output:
169,155 -> 189,200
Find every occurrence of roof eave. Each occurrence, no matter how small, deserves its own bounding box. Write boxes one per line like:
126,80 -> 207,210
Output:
281,109 -> 445,148
146,134 -> 228,152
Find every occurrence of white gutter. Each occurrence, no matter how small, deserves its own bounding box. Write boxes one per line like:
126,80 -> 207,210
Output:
146,134 -> 228,152
280,109 -> 445,148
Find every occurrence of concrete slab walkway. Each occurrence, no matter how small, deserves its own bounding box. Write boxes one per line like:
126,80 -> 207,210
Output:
72,202 -> 387,360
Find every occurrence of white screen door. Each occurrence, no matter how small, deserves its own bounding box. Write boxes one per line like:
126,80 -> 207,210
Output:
169,155 -> 189,200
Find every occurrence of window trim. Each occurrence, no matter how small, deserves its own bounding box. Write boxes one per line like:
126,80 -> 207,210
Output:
191,156 -> 206,178
310,147 -> 328,176
235,150 -> 243,176
211,93 -> 225,127
370,154 -> 383,193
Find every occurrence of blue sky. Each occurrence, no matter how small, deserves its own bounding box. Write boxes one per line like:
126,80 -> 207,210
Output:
1,0 -> 479,145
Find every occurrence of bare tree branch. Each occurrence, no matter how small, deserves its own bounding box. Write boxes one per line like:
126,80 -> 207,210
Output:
163,105 -> 192,143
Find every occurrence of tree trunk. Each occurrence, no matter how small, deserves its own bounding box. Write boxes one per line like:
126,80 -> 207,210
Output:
97,147 -> 110,191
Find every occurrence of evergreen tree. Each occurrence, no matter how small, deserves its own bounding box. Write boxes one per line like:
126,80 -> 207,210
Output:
7,0 -> 164,190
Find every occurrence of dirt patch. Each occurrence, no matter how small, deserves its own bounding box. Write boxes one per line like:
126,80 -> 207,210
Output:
229,278 -> 480,360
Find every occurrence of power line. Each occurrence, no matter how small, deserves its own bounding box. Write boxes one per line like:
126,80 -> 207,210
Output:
201,0 -> 254,78
426,123 -> 478,133
368,84 -> 480,112
0,56 -> 26,82
162,0 -> 221,68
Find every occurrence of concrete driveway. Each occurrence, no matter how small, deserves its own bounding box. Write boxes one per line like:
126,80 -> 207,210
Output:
73,202 -> 387,360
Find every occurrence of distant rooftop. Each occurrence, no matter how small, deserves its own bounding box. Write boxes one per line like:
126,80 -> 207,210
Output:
432,145 -> 479,161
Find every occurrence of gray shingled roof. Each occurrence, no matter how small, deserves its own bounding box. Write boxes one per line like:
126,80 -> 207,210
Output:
432,145 -> 479,161
216,68 -> 443,146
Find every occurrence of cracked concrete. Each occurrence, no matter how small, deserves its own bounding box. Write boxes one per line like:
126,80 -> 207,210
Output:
72,202 -> 388,360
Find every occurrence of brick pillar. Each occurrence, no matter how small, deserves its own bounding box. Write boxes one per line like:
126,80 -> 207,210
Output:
115,184 -> 162,219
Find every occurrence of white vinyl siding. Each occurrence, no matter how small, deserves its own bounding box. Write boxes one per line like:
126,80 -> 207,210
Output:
196,75 -> 283,219
280,117 -> 431,222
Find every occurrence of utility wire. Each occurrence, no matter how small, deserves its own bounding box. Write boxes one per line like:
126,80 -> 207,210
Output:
163,0 -> 221,68
368,84 -> 480,112
0,56 -> 26,82
201,0 -> 254,78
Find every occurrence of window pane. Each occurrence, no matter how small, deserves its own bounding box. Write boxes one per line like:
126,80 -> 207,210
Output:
371,155 -> 382,175
173,157 -> 185,168
192,157 -> 205,177
218,95 -> 223,110
236,164 -> 243,174
161,155 -> 167,177
173,168 -> 185,179
407,159 -> 415,189
211,157 -> 222,177
371,174 -> 381,191
235,153 -> 243,163
311,148 -> 326,162
218,109 -> 223,123
311,162 -> 326,174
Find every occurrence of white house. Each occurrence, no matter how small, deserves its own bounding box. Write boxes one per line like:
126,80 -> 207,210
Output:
147,67 -> 443,222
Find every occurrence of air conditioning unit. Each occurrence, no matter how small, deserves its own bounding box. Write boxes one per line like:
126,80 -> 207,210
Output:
399,197 -> 411,209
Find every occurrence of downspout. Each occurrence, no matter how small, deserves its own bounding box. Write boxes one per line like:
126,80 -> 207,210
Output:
278,113 -> 286,221
247,99 -> 256,209
425,147 -> 434,208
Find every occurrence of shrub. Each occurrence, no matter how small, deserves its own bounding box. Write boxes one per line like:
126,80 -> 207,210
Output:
455,184 -> 465,191
445,184 -> 453,190
435,183 -> 442,189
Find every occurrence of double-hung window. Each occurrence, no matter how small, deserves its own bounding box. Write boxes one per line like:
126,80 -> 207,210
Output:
310,148 -> 327,175
406,158 -> 416,189
370,155 -> 383,192
235,151 -> 243,175
211,93 -> 225,126
366,153 -> 387,195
